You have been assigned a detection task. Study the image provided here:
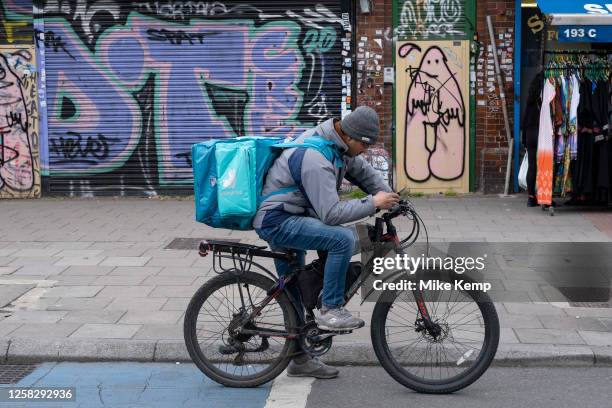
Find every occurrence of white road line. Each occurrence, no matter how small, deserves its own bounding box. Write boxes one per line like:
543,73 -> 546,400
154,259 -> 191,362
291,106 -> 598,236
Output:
264,370 -> 314,408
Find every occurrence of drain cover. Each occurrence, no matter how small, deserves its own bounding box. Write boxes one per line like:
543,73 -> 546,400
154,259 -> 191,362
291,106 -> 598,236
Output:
0,364 -> 37,384
568,289 -> 612,308
165,237 -> 240,250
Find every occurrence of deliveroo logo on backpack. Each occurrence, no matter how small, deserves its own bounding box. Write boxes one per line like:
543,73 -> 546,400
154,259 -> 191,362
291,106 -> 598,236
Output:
221,169 -> 237,189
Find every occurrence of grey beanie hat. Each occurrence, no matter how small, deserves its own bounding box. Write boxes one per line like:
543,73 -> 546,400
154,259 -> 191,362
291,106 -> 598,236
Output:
340,106 -> 380,145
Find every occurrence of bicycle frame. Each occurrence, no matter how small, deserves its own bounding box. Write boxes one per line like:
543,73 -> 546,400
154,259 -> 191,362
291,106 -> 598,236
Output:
202,204 -> 438,341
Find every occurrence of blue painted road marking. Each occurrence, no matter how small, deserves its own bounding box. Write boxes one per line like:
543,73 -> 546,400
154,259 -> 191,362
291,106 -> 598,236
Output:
0,362 -> 272,408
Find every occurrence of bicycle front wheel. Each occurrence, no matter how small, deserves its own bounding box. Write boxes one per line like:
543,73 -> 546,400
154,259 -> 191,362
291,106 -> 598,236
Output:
371,273 -> 499,394
184,271 -> 299,387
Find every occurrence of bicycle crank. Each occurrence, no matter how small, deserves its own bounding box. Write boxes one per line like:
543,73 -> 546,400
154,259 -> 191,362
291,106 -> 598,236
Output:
300,322 -> 333,357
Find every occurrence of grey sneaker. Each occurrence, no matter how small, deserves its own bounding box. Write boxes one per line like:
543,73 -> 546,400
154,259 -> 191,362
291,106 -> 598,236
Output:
315,307 -> 365,331
287,357 -> 339,379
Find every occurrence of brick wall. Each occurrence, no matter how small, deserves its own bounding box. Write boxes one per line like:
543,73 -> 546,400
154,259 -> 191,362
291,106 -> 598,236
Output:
357,0 -> 516,193
355,0 -> 394,183
474,0 -> 516,193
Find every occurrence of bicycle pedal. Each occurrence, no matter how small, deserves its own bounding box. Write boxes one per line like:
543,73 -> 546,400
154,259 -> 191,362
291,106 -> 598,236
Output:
327,329 -> 353,335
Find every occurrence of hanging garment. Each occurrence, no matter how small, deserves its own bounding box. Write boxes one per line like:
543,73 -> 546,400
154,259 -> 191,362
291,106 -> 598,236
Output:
574,79 -> 595,196
560,76 -> 576,196
522,73 -> 544,197
593,80 -> 610,202
536,79 -> 556,205
522,72 -> 544,149
554,77 -> 570,163
553,80 -> 565,163
569,75 -> 580,160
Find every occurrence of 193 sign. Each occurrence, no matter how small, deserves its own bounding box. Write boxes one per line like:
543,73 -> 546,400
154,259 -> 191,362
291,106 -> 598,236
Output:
556,25 -> 611,42
562,28 -> 598,38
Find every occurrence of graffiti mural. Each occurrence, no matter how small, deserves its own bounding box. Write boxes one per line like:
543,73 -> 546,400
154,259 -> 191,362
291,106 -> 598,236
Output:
395,40 -> 469,193
398,0 -> 465,40
39,1 -> 347,195
0,46 -> 41,198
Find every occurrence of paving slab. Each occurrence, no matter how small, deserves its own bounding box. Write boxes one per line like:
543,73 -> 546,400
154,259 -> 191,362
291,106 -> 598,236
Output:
55,249 -> 105,258
100,257 -> 151,267
51,275 -> 100,285
3,311 -> 68,323
0,266 -> 18,275
54,256 -> 106,266
108,266 -> 162,276
0,323 -> 22,337
118,311 -> 183,325
539,316 -> 610,331
47,241 -> 95,250
105,297 -> 168,311
11,265 -> 67,276
41,285 -> 104,298
9,323 -> 81,338
149,286 -> 197,298
0,283 -> 35,307
146,257 -> 196,267
46,297 -> 114,311
70,324 -> 141,339
133,324 -> 183,340
97,285 -> 155,298
12,248 -> 62,257
504,303 -> 568,316
578,331 -> 612,346
514,328 -> 586,345
92,275 -> 147,286
60,265 -> 114,276
142,276 -> 197,286
61,310 -> 126,324
161,298 -> 191,311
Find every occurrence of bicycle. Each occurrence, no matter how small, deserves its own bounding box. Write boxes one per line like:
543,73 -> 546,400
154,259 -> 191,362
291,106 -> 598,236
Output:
184,199 -> 500,393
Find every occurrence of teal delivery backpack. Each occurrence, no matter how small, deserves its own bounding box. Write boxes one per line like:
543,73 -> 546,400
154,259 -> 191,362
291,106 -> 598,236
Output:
192,135 -> 342,230
192,137 -> 281,230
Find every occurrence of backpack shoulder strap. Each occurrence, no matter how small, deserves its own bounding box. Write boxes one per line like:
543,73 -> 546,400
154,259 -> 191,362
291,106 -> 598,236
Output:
274,134 -> 343,168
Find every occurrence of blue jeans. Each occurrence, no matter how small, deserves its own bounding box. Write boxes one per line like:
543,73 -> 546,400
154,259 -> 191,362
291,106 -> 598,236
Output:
256,216 -> 356,310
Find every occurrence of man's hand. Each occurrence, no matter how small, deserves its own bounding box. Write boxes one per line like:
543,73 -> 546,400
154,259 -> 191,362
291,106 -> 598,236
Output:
373,192 -> 400,209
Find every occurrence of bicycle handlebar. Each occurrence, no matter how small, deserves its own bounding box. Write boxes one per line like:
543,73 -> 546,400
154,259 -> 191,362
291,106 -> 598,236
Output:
383,199 -> 414,220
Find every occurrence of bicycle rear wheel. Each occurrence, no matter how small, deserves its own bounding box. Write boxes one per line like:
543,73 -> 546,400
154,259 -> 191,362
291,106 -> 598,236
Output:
184,271 -> 298,387
371,273 -> 499,393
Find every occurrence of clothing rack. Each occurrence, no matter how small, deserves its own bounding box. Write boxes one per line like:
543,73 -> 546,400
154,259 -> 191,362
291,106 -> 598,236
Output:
544,50 -> 610,56
534,52 -> 611,215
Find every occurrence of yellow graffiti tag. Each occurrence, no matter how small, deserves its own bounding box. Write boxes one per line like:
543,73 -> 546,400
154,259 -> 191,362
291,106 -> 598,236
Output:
3,20 -> 30,44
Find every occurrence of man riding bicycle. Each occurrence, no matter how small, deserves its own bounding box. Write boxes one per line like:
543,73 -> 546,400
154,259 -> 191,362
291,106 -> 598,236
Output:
253,106 -> 400,378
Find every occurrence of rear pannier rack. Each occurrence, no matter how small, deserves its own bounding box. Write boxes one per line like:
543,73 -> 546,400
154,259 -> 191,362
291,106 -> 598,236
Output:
199,240 -> 292,275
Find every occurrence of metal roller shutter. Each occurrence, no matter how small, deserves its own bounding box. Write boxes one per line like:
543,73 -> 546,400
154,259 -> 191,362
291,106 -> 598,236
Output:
41,1 -> 350,196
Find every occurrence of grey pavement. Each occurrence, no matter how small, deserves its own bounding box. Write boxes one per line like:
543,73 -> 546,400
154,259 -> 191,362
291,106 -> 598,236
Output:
0,195 -> 610,364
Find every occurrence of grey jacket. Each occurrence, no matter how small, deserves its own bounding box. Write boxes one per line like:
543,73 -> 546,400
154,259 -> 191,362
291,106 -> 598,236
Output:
253,118 -> 392,230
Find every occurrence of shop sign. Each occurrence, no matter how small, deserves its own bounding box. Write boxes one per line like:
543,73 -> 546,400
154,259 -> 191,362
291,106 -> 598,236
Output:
557,25 -> 612,42
538,1 -> 612,14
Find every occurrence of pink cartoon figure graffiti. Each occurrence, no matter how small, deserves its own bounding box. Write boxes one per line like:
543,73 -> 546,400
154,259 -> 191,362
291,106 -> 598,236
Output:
0,51 -> 33,192
399,43 -> 466,183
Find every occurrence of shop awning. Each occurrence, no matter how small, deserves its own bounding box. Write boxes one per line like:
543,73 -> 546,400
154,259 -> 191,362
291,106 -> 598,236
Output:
537,1 -> 612,15
537,1 -> 612,26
